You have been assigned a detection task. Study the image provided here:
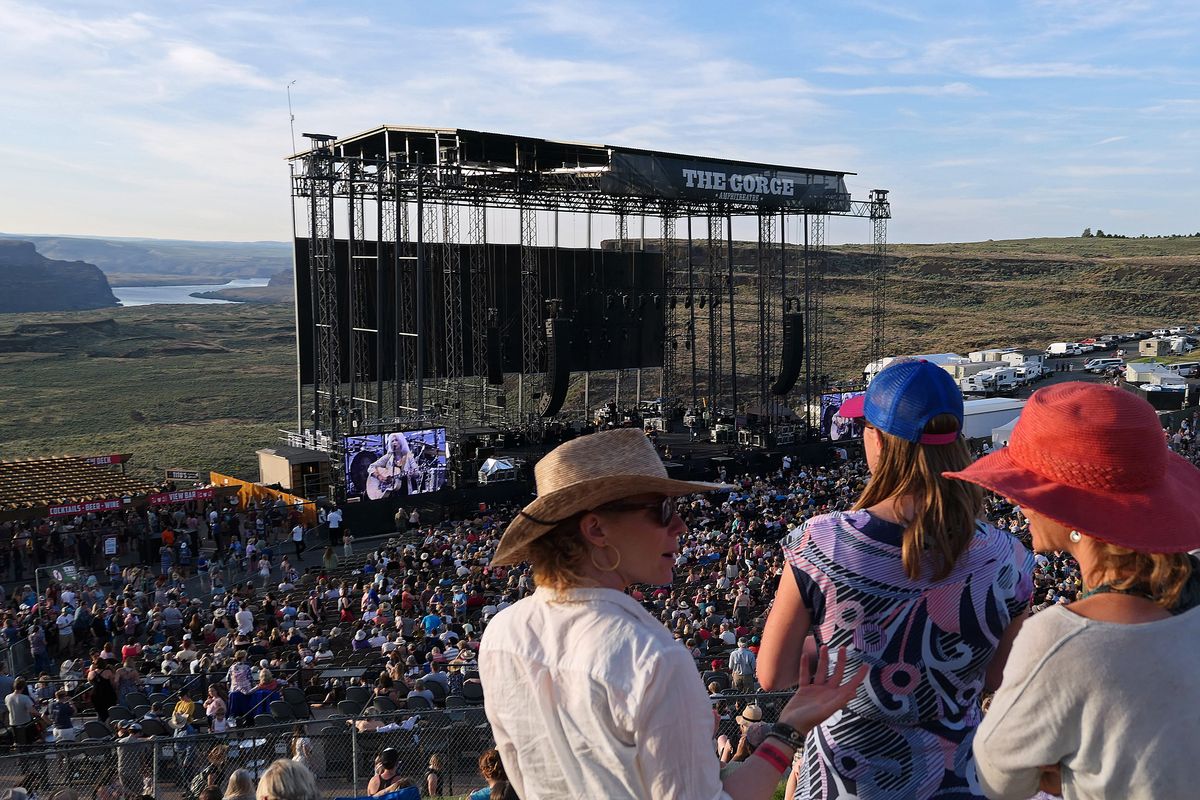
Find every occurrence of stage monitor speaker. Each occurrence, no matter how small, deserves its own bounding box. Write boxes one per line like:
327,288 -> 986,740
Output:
771,312 -> 806,395
539,317 -> 573,418
486,326 -> 503,385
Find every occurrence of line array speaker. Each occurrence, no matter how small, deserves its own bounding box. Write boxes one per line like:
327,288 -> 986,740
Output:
771,312 -> 805,395
486,326 -> 503,385
539,317 -> 573,418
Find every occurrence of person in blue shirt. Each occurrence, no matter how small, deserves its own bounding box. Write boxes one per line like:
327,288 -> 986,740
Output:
421,611 -> 442,637
469,749 -> 515,800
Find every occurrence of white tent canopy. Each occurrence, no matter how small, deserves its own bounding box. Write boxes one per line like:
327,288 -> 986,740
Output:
991,416 -> 1019,448
478,457 -> 518,484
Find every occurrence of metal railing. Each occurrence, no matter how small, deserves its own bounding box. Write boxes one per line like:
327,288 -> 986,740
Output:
0,692 -> 792,798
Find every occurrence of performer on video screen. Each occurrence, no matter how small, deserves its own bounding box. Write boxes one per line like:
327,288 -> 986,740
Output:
367,433 -> 417,499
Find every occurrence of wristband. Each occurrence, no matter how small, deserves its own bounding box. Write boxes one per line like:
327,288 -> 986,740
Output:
755,742 -> 791,774
769,721 -> 806,749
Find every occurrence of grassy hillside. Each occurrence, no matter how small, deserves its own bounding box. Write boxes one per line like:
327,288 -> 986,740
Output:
0,304 -> 296,482
0,236 -> 1195,481
815,236 -> 1199,376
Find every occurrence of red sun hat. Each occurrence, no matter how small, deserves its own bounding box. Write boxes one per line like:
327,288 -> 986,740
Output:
944,381 -> 1200,553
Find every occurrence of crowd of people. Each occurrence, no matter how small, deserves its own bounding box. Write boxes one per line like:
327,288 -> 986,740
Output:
0,376 -> 1195,798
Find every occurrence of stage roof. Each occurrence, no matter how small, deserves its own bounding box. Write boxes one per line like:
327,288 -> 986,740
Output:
300,125 -> 853,179
291,126 -> 854,212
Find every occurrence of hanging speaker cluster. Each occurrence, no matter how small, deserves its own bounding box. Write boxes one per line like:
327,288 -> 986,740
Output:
486,326 -> 503,385
538,317 -> 573,417
771,312 -> 805,395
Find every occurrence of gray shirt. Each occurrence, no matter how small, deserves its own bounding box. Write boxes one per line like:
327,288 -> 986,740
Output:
975,604 -> 1200,800
5,691 -> 34,726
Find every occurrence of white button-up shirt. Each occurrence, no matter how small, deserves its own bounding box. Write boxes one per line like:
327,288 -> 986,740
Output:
480,586 -> 731,800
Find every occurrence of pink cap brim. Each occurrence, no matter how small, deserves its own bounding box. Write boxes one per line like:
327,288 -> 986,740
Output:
838,394 -> 865,419
919,431 -> 960,445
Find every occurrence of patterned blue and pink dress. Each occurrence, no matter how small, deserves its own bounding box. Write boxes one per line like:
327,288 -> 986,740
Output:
783,510 -> 1033,799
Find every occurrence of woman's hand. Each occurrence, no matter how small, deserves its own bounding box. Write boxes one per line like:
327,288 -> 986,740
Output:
776,645 -> 868,736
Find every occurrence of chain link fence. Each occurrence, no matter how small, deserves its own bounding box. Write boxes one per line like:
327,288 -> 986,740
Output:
0,693 -> 792,798
0,708 -> 496,799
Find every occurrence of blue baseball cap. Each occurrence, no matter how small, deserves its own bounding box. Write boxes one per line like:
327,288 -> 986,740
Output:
838,359 -> 963,444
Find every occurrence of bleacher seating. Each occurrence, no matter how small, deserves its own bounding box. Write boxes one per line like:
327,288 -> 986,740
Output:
0,456 -> 156,511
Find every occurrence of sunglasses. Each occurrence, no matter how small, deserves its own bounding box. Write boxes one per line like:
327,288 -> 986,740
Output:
595,497 -> 677,527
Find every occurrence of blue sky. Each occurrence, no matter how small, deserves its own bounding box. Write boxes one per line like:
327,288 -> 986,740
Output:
2,0 -> 1197,243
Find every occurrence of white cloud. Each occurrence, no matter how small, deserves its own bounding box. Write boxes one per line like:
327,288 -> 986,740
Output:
1053,165 -> 1176,177
162,43 -> 276,90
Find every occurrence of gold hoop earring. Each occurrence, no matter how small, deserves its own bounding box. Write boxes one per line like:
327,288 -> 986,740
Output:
588,543 -> 622,572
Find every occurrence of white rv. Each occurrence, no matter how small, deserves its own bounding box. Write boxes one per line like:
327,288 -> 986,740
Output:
960,367 -> 1020,396
864,353 -> 967,384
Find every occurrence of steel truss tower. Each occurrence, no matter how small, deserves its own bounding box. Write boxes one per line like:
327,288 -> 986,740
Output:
869,189 -> 891,369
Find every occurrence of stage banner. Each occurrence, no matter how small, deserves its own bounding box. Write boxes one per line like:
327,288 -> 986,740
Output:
84,454 -> 131,466
601,152 -> 851,211
49,498 -> 125,517
148,488 -> 216,506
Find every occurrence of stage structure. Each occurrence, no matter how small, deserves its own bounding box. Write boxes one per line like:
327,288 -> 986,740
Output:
288,126 -> 889,499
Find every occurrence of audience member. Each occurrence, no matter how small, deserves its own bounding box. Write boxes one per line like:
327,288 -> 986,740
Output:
949,383 -> 1200,799
759,359 -> 1033,798
481,429 -> 866,800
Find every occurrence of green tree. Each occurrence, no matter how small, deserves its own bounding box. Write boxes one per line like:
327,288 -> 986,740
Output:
1081,227 -> 1093,237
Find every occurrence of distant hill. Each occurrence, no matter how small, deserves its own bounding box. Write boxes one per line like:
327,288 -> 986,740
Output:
0,233 -> 292,281
0,240 -> 118,312
190,269 -> 294,304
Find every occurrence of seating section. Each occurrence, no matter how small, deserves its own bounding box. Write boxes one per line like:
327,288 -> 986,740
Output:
0,456 -> 157,511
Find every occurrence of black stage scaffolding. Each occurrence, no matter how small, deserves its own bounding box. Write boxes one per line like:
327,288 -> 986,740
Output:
288,126 -> 889,499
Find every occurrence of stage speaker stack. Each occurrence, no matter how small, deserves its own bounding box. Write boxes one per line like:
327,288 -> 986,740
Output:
538,317 -> 573,418
486,326 -> 504,385
771,312 -> 806,395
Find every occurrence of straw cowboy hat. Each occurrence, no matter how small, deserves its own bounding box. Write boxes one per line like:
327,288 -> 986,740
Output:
491,429 -> 726,565
736,704 -> 764,725
945,382 -> 1200,552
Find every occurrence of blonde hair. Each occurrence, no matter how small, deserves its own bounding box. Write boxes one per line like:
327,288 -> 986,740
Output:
854,414 -> 984,580
1094,542 -> 1193,609
527,516 -> 591,591
256,759 -> 320,800
225,768 -> 254,797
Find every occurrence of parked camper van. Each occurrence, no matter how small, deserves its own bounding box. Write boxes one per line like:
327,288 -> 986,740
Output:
961,367 -> 1020,396
1083,357 -> 1124,373
1168,361 -> 1199,378
1045,342 -> 1082,357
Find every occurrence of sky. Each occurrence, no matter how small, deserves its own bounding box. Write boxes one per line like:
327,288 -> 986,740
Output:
2,0 -> 1198,244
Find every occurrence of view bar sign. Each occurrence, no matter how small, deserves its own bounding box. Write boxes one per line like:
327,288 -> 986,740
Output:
149,488 -> 215,506
166,469 -> 205,482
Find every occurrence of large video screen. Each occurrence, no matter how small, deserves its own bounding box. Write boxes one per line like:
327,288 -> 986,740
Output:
819,391 -> 865,441
344,428 -> 449,500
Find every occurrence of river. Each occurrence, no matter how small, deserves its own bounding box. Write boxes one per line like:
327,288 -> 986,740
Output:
111,278 -> 272,306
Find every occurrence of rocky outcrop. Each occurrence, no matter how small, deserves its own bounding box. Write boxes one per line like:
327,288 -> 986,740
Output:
0,240 -> 119,312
